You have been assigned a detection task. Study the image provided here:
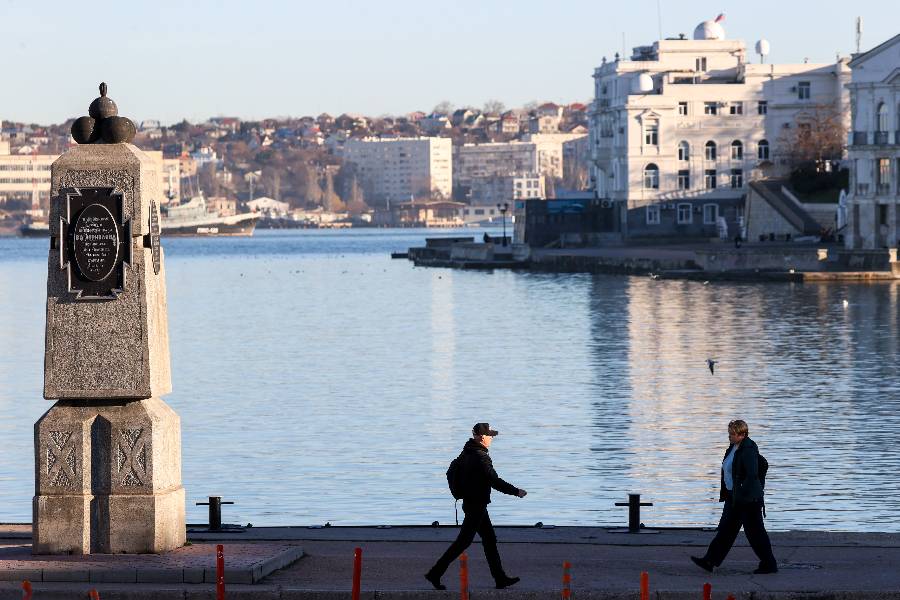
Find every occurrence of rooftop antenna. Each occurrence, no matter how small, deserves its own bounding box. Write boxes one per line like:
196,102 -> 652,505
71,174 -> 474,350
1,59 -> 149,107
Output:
855,16 -> 862,54
622,32 -> 626,57
656,0 -> 663,40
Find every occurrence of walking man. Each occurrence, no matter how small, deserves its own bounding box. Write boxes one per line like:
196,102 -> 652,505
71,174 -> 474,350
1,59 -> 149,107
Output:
425,423 -> 527,590
691,419 -> 778,574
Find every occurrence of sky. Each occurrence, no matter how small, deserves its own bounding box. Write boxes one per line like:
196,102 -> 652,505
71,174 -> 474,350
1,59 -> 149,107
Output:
1,0 -> 896,125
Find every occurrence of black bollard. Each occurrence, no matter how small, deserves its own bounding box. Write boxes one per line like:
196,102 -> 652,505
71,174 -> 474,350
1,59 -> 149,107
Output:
615,493 -> 653,533
196,496 -> 235,531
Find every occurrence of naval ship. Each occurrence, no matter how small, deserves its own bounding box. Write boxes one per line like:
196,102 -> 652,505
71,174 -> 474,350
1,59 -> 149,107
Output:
161,195 -> 259,237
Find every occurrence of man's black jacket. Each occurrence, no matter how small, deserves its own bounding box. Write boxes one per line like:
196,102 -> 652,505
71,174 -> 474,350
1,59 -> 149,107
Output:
458,439 -> 520,505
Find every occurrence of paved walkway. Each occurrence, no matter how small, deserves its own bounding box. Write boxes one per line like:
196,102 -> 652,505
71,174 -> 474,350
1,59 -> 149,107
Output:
1,526 -> 898,598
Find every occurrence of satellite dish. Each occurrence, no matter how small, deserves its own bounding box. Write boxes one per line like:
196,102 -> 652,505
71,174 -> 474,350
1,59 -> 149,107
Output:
636,73 -> 654,93
755,39 -> 770,63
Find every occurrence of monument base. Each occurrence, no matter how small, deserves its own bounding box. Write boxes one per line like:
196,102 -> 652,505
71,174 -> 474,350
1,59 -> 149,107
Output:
33,398 -> 186,554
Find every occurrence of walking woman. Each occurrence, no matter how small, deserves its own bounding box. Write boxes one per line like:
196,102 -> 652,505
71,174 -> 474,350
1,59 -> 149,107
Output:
691,419 -> 777,574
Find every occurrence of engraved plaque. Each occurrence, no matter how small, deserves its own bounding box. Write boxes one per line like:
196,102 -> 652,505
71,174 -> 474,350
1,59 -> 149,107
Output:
73,203 -> 119,281
58,187 -> 132,300
149,199 -> 160,275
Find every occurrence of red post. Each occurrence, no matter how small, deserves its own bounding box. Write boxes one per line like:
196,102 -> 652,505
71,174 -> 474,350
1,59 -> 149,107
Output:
703,582 -> 712,600
460,553 -> 469,600
352,547 -> 363,600
89,590 -> 100,600
726,595 -> 735,600
216,544 -> 225,600
640,571 -> 649,600
21,581 -> 32,600
562,561 -> 572,599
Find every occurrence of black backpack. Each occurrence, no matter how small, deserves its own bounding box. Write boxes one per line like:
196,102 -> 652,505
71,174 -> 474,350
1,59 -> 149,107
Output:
446,453 -> 466,500
758,453 -> 769,489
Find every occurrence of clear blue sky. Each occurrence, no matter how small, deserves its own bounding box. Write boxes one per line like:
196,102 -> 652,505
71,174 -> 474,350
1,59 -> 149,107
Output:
1,0 -> 895,125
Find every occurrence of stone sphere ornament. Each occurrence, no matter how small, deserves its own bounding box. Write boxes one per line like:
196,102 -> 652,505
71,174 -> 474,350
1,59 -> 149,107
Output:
100,115 -> 136,144
73,82 -> 137,145
88,82 -> 118,119
70,116 -> 97,144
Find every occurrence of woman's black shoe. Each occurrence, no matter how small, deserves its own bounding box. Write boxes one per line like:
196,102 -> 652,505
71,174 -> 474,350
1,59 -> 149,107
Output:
690,556 -> 714,573
425,572 -> 446,590
753,564 -> 778,574
496,576 -> 520,589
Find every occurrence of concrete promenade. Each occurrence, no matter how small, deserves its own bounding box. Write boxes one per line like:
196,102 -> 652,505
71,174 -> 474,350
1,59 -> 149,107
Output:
1,525 -> 899,599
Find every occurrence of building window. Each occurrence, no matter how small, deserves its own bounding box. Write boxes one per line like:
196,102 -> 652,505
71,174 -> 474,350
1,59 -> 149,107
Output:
758,101 -> 768,115
730,140 -> 743,160
798,81 -> 811,100
643,163 -> 660,189
695,57 -> 707,71
677,169 -> 691,190
705,169 -> 717,189
704,102 -> 718,116
678,102 -> 689,116
729,102 -> 743,115
877,158 -> 891,194
731,169 -> 744,188
677,203 -> 693,224
644,121 -> 659,146
875,102 -> 888,133
678,141 -> 690,161
646,204 -> 661,225
758,139 -> 770,160
703,203 -> 719,225
705,141 -> 717,161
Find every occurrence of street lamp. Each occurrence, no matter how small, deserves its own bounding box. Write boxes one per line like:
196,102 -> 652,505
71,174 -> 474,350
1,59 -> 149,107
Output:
496,202 -> 509,246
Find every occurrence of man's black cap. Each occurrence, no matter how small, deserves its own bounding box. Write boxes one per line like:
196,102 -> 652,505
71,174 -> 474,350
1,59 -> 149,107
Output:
473,422 -> 499,437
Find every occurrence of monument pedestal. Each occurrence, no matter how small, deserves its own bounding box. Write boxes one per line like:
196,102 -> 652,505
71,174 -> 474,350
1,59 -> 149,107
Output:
33,398 -> 186,554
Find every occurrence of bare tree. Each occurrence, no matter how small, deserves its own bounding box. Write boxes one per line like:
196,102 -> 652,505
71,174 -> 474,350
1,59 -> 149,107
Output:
432,101 -> 454,115
777,104 -> 846,169
482,99 -> 505,115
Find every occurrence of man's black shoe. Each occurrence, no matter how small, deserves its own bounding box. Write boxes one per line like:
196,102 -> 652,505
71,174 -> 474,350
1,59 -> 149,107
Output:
690,556 -> 714,573
496,576 -> 520,589
425,572 -> 446,590
753,564 -> 778,575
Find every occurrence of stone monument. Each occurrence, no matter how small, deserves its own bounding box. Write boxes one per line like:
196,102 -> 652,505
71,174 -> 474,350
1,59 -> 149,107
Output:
33,83 -> 185,554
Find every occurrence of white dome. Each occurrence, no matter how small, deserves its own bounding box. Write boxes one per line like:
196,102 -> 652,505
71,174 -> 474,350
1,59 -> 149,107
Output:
755,39 -> 770,56
693,20 -> 725,40
635,73 -> 654,93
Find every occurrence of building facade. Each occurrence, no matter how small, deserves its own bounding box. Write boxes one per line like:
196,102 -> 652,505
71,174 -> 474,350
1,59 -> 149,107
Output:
845,34 -> 900,249
343,137 -> 452,203
589,18 -> 850,239
0,140 -> 53,211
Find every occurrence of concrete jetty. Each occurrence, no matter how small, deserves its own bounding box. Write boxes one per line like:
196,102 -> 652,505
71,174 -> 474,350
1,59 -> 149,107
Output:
2,524 -> 899,598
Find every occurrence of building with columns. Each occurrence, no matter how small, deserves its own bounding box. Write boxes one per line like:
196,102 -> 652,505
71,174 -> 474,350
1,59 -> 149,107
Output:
589,17 -> 850,239
845,33 -> 900,249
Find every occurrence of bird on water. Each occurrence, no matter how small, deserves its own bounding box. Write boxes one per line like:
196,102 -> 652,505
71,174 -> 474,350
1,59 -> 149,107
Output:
706,359 -> 718,375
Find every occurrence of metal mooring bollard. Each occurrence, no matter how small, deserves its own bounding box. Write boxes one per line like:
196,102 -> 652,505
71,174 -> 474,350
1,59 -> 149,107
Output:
196,496 -> 235,531
615,493 -> 653,533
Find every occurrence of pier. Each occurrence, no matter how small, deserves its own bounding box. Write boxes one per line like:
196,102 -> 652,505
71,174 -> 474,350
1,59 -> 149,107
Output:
2,524 -> 899,598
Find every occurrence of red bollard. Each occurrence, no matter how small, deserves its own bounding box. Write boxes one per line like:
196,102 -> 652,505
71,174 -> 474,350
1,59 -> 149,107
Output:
726,595 -> 735,600
703,582 -> 712,600
89,590 -> 100,600
216,544 -> 225,600
21,581 -> 32,600
562,561 -> 572,599
352,547 -> 363,600
640,571 -> 649,600
460,553 -> 469,600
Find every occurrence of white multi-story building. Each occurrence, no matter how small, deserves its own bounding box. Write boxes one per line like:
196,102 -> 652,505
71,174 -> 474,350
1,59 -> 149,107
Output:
469,173 -> 544,205
845,34 -> 900,249
0,140 -> 53,211
343,137 -> 452,203
589,17 -> 849,238
454,142 -> 538,191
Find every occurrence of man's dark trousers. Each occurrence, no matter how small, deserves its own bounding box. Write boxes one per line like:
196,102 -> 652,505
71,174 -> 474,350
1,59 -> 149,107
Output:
704,492 -> 776,568
428,502 -> 506,581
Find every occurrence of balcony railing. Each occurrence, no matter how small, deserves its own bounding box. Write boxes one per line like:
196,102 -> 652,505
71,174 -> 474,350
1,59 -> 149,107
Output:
852,131 -> 869,146
874,131 -> 890,145
876,183 -> 891,195
856,183 -> 870,195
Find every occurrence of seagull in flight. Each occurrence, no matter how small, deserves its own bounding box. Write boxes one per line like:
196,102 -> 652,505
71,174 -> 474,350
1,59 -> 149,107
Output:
706,359 -> 718,375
